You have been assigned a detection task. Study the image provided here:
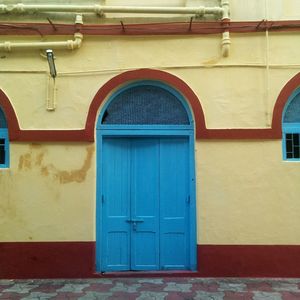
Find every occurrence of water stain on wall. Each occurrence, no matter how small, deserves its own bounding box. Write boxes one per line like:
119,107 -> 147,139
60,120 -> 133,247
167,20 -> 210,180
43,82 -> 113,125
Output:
18,152 -> 32,171
202,56 -> 221,66
55,146 -> 94,184
17,144 -> 94,184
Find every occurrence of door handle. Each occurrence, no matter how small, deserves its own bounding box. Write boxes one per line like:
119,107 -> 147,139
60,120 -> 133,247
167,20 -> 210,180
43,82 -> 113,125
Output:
126,219 -> 144,231
126,219 -> 144,223
131,219 -> 144,223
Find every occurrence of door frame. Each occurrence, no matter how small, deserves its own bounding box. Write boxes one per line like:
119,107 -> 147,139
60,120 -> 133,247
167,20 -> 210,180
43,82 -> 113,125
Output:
95,81 -> 197,272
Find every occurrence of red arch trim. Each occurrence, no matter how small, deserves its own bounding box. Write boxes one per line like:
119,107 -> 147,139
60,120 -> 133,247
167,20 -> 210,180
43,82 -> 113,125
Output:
0,89 -> 20,140
82,69 -> 300,140
0,89 -> 88,142
1,69 -> 299,142
271,72 -> 300,137
85,68 -> 206,140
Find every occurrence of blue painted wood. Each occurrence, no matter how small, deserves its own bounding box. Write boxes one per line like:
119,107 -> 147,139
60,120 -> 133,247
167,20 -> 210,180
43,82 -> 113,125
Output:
0,107 -> 9,168
282,88 -> 300,161
96,80 -> 196,272
100,129 -> 193,136
159,137 -> 190,269
0,128 -> 9,168
101,138 -> 131,271
100,136 -> 195,271
131,138 -> 160,270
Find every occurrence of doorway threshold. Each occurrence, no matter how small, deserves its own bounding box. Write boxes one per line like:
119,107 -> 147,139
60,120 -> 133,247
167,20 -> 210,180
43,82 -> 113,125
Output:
95,270 -> 199,278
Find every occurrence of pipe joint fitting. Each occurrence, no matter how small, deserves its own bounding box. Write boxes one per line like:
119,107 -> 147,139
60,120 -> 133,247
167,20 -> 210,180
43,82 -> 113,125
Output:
195,8 -> 205,18
3,41 -> 12,52
72,33 -> 83,49
66,40 -> 74,50
0,5 -> 6,13
94,5 -> 105,17
13,3 -> 25,13
75,14 -> 83,25
221,0 -> 230,20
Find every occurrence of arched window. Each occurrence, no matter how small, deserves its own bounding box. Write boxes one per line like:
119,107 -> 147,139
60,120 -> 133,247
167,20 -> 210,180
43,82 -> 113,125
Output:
0,107 -> 9,167
282,88 -> 300,160
101,82 -> 191,125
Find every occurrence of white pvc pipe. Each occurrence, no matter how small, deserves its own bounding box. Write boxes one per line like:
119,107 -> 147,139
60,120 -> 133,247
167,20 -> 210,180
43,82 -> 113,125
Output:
0,32 -> 83,52
221,0 -> 230,20
0,3 -> 231,56
221,0 -> 230,56
46,76 -> 56,111
0,3 -> 225,18
221,31 -> 231,57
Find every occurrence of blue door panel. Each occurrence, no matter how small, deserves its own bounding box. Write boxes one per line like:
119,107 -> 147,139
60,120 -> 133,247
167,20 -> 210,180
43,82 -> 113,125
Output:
131,139 -> 160,270
101,136 -> 192,271
101,138 -> 131,271
159,138 -> 189,269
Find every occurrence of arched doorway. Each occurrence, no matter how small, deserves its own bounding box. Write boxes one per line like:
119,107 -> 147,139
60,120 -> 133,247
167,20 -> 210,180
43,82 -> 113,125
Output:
96,80 -> 196,272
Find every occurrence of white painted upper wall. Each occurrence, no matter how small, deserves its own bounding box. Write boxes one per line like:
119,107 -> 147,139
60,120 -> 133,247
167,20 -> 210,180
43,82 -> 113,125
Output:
0,0 -> 300,21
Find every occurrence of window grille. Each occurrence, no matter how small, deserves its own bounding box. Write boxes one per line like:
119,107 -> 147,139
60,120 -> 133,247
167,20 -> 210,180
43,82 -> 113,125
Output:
0,107 -> 9,168
283,95 -> 300,123
102,85 -> 190,125
0,138 -> 5,164
283,90 -> 300,161
0,108 -> 7,128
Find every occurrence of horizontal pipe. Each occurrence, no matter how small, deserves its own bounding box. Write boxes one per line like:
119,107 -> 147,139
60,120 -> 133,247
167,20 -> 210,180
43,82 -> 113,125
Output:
0,32 -> 83,52
0,4 -> 224,17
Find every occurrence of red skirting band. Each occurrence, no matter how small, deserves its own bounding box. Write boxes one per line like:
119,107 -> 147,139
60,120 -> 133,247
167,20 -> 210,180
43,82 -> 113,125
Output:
1,242 -> 300,279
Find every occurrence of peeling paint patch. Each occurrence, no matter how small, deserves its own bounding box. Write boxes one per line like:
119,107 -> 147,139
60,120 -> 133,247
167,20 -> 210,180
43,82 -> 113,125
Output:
55,146 -> 94,184
18,153 -> 32,171
40,166 -> 49,177
35,152 -> 45,166
16,144 -> 94,184
202,56 -> 221,66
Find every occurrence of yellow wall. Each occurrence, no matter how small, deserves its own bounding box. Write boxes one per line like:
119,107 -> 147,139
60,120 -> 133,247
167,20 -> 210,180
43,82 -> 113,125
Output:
0,33 -> 299,129
0,143 -> 95,241
196,140 -> 300,245
0,1 -> 300,244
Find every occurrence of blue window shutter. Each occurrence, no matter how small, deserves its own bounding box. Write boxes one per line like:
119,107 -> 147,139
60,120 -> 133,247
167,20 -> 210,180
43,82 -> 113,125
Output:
282,89 -> 300,160
0,107 -> 9,168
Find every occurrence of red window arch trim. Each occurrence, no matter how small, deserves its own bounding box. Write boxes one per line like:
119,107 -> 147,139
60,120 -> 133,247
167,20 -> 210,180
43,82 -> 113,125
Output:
0,69 -> 299,141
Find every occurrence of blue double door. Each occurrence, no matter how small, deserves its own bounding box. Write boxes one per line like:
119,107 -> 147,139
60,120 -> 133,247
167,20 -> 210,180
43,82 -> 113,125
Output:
100,136 -> 192,271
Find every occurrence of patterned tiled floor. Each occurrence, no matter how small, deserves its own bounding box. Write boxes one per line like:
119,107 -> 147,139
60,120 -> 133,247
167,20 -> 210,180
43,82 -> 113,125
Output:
1,278 -> 300,299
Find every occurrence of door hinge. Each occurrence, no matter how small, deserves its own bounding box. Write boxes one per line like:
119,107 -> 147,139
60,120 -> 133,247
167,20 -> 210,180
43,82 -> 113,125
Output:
186,195 -> 191,204
101,195 -> 104,203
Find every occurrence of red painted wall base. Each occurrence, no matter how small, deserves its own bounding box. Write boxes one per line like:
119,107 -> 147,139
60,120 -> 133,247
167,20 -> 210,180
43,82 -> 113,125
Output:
0,242 -> 95,279
197,245 -> 300,278
1,242 -> 300,278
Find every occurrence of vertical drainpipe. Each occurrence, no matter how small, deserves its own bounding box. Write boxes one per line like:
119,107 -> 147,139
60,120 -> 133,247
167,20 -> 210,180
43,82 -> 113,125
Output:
221,0 -> 230,57
46,14 -> 83,111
